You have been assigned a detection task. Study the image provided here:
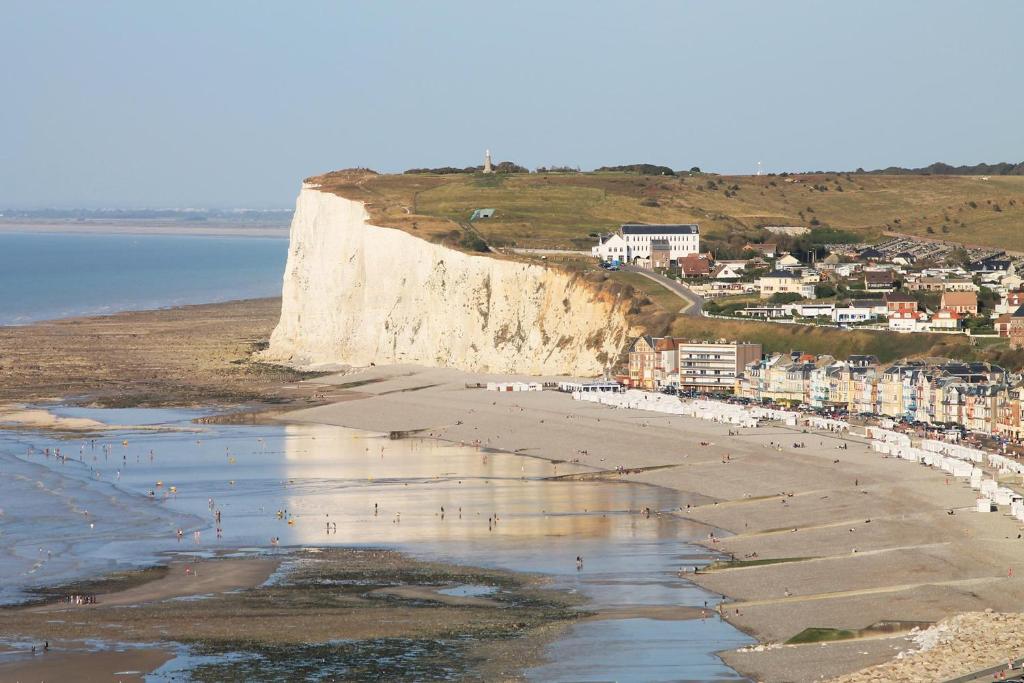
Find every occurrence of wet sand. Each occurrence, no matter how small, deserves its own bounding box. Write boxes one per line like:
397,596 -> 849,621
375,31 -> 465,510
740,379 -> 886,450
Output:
0,647 -> 175,683
0,298 -> 322,408
282,364 -> 1024,682
27,557 -> 280,612
0,404 -> 110,431
0,549 -> 583,682
1,407 -> 739,681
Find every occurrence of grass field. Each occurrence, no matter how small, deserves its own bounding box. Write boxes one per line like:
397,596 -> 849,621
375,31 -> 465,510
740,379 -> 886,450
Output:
310,169 -> 1024,252
786,627 -> 859,645
606,272 -> 689,314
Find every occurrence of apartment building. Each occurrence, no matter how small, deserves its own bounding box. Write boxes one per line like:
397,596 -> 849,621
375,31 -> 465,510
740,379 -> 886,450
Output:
628,337 -> 762,392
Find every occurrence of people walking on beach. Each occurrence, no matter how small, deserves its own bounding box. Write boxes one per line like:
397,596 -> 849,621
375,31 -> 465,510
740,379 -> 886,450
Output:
576,555 -> 583,570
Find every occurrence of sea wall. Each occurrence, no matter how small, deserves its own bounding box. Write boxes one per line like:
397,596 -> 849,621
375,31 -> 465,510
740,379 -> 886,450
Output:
262,184 -> 630,375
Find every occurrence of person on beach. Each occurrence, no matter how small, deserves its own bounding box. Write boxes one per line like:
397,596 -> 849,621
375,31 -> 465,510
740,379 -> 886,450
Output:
576,555 -> 583,570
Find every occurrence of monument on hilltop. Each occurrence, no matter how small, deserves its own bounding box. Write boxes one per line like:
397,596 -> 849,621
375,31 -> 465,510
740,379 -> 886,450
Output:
483,149 -> 493,174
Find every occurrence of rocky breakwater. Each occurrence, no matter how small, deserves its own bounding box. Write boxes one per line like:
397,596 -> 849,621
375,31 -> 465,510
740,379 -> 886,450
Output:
831,611 -> 1024,682
262,182 -> 632,375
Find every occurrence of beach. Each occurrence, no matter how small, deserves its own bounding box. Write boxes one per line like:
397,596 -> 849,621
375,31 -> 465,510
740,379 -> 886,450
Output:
0,549 -> 582,681
279,363 -> 1024,682
0,297 -> 321,408
3,300 -> 1024,680
0,366 -> 741,681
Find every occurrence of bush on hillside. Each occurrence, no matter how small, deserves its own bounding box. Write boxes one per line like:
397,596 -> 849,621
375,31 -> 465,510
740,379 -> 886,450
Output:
595,164 -> 675,176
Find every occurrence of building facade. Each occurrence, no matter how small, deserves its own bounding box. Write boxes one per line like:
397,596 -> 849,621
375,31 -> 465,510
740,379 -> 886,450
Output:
628,337 -> 762,392
593,224 -> 700,264
676,341 -> 763,392
757,271 -> 817,299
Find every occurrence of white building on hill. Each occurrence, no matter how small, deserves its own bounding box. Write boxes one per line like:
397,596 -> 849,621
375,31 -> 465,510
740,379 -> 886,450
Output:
593,224 -> 700,264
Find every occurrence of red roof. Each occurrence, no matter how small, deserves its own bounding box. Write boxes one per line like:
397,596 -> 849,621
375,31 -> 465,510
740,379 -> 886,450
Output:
678,254 -> 711,276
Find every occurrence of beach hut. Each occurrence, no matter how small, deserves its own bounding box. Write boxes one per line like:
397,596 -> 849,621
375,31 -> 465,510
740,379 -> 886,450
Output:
995,487 -> 1015,506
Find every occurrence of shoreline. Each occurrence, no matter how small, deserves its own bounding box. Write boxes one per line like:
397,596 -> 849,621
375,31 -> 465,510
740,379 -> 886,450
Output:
0,220 -> 289,239
0,295 -> 281,331
0,397 -> 735,681
274,364 -> 1024,682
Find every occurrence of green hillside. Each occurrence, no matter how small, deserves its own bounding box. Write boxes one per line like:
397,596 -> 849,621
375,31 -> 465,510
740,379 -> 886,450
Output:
319,170 -> 1024,252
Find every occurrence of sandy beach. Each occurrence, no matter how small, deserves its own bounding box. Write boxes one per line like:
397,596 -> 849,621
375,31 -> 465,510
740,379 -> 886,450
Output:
275,364 -> 1024,682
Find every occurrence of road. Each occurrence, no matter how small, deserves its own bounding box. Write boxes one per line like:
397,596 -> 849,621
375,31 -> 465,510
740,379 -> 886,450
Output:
621,265 -> 704,316
508,247 -> 590,256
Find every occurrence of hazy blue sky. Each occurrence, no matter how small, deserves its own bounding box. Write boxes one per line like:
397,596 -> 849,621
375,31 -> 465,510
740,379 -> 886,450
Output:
3,1 -> 1022,208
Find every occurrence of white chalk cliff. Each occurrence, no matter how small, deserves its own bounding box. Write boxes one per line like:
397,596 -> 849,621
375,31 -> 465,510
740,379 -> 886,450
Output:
262,184 -> 630,375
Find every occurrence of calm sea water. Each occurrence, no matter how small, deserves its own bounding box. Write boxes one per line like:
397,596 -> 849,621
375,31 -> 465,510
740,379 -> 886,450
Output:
0,232 -> 288,324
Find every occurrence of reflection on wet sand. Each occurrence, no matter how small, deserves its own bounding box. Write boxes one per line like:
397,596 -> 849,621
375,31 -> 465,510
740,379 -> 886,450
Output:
2,413 -> 752,681
278,424 -> 687,547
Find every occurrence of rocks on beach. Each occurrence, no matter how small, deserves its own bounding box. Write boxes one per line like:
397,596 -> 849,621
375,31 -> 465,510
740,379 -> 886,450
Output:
830,611 -> 1024,682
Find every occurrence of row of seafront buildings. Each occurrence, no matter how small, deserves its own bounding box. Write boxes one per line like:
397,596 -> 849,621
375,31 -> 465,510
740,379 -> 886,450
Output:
627,338 -> 1024,439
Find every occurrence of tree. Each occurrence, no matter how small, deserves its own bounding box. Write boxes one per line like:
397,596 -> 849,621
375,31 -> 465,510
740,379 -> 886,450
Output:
769,292 -> 804,304
814,283 -> 837,298
596,163 -> 674,176
947,247 -> 972,269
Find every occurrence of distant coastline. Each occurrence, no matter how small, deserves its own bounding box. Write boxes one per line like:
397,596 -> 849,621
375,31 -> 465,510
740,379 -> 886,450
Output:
0,219 -> 289,239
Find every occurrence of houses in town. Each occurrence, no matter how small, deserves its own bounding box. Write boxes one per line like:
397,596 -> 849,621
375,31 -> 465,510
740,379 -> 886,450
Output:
623,333 -> 1024,439
941,291 -> 978,316
863,269 -> 897,293
756,270 -> 817,299
730,351 -> 1024,438
592,227 -> 1024,341
592,223 -> 700,265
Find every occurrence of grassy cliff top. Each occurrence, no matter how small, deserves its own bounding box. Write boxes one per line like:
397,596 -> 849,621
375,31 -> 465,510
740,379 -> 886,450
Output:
307,169 -> 1024,252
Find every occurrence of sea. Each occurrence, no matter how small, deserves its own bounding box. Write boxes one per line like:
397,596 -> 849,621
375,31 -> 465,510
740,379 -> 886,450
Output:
0,231 -> 288,325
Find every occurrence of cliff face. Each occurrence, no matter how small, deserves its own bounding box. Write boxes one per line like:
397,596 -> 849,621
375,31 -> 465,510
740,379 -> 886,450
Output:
262,184 -> 630,375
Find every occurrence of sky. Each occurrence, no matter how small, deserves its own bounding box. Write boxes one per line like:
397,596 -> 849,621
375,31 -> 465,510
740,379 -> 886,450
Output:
3,1 -> 1022,208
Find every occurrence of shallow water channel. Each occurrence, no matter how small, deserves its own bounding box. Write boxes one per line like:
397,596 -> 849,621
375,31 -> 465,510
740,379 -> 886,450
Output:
0,407 -> 752,681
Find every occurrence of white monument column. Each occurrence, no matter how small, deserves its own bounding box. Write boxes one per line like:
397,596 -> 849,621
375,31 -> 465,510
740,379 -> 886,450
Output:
483,149 -> 493,174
